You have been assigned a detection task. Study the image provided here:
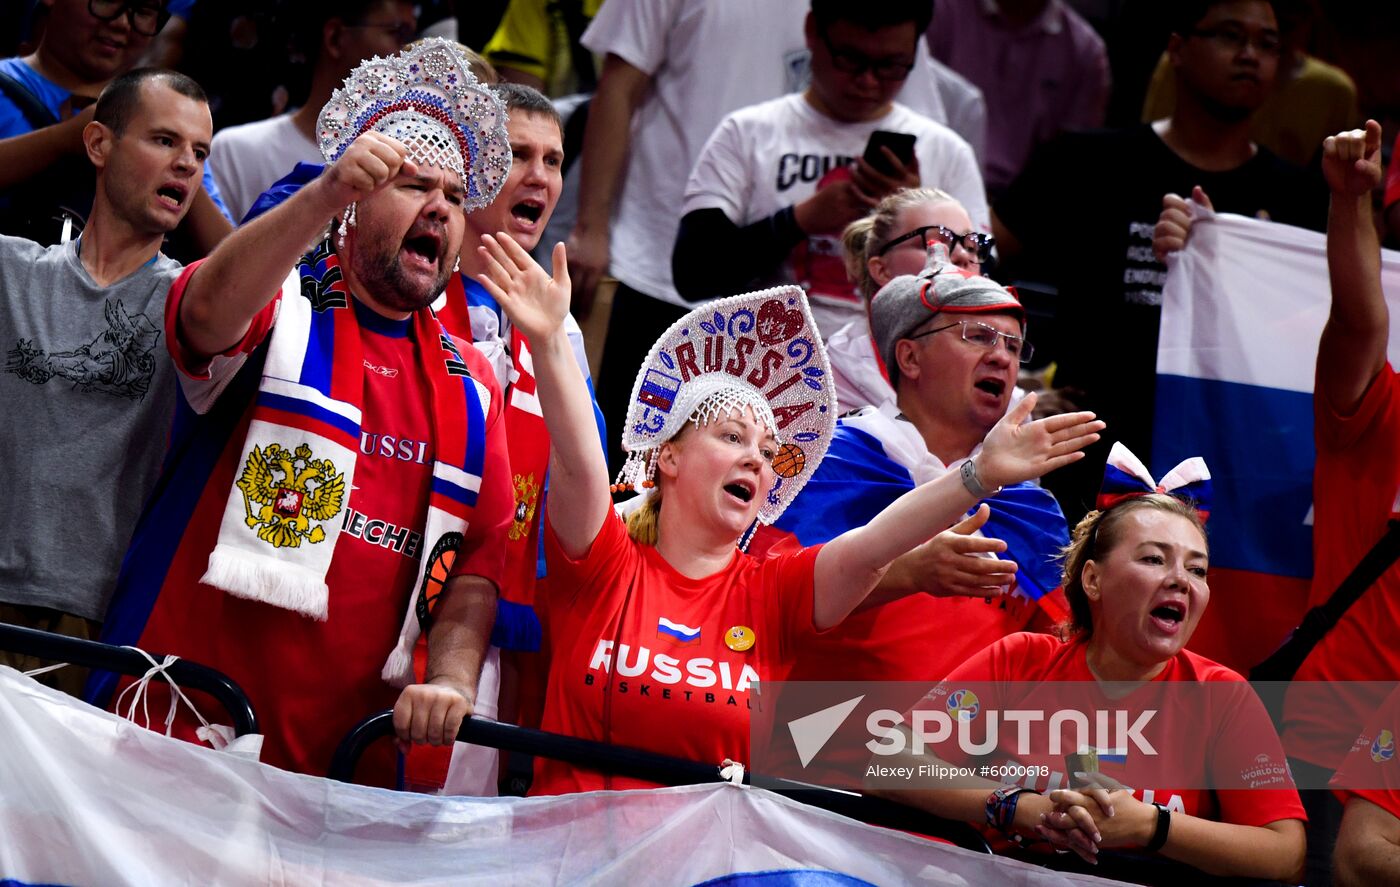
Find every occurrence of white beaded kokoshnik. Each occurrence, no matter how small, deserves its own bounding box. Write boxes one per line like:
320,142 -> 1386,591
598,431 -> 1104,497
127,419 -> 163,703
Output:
316,38 -> 510,212
616,285 -> 837,526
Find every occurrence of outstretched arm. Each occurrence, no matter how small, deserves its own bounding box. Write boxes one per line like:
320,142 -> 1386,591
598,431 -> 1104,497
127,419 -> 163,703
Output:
812,395 -> 1101,630
177,132 -> 412,359
476,235 -> 611,558
1318,120 -> 1387,415
855,505 -> 1019,609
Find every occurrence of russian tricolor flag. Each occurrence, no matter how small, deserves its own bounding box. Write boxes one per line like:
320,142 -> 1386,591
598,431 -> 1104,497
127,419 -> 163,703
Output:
657,617 -> 701,645
1154,211 -> 1400,672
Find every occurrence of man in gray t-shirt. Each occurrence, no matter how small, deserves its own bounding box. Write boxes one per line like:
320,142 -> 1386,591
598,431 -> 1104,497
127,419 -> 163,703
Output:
0,69 -> 213,695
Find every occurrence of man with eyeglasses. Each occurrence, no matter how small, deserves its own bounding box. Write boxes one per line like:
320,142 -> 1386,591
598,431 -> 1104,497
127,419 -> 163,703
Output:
750,256 -> 1071,772
672,0 -> 986,341
1139,0 -> 1358,170
208,0 -> 417,223
990,0 -> 1326,524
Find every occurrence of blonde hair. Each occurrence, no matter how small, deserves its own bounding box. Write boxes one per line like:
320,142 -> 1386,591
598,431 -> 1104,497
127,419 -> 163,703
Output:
625,486 -> 663,545
1059,495 -> 1208,640
841,187 -> 959,300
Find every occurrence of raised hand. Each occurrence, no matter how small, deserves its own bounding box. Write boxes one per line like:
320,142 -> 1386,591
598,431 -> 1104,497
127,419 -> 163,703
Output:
897,504 -> 1019,597
1153,186 -> 1214,261
975,393 -> 1103,490
1322,120 -> 1383,198
477,235 -> 571,343
318,131 -> 414,210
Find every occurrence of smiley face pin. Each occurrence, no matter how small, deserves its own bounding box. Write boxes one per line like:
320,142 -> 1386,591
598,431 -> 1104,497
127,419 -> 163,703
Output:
725,625 -> 755,653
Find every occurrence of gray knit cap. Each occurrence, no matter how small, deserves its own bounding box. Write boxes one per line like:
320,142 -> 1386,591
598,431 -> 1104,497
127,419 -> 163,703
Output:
869,259 -> 1024,386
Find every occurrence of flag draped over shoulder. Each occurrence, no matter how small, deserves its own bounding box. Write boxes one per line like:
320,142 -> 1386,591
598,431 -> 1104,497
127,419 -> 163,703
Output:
1154,211 -> 1400,670
0,668 -> 1115,887
773,409 -> 1070,606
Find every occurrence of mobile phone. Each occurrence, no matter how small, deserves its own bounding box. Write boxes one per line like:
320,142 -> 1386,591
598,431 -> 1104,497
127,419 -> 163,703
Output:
863,130 -> 917,176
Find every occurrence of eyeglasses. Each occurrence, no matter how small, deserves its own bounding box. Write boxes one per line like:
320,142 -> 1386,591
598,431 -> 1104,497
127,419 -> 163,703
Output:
819,31 -> 916,82
907,319 -> 1034,364
344,20 -> 418,46
876,225 -> 995,264
88,0 -> 170,37
1186,26 -> 1282,56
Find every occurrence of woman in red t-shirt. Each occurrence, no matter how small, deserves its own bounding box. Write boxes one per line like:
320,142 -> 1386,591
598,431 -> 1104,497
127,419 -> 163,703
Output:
472,233 -> 1103,793
877,446 -> 1305,882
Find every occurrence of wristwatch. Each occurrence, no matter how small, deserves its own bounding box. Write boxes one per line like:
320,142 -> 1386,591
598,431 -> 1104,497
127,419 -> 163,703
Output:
960,457 -> 1002,499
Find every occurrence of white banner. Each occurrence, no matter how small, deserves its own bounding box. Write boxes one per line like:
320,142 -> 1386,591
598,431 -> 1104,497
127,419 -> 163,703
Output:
0,668 -> 1120,886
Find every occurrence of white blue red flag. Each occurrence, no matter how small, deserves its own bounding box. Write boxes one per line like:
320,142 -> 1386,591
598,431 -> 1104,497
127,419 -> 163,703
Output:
0,668 -> 1115,886
1154,211 -> 1400,670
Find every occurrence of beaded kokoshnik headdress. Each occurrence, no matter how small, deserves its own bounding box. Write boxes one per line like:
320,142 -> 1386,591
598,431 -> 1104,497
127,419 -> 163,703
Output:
315,38 -> 510,212
617,285 -> 838,525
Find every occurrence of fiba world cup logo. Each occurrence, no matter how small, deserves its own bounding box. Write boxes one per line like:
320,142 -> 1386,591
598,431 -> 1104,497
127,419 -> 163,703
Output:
946,688 -> 980,722
1372,729 -> 1395,764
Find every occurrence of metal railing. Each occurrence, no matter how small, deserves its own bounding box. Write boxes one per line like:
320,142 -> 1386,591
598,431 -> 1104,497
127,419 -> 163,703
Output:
330,710 -> 990,853
0,622 -> 259,737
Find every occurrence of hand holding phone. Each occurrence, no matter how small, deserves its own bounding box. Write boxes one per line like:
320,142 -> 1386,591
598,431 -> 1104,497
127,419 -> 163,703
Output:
863,130 -> 917,177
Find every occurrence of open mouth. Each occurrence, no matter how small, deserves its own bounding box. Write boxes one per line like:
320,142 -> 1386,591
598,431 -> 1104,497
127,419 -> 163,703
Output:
156,183 -> 188,209
974,377 -> 1006,397
723,480 -> 755,503
1150,600 -> 1186,626
402,233 -> 441,268
512,199 -> 544,225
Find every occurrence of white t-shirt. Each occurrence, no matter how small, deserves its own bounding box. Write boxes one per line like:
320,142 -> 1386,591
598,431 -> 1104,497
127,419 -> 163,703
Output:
209,113 -> 321,223
580,0 -> 811,307
826,318 -> 896,414
682,93 -> 987,338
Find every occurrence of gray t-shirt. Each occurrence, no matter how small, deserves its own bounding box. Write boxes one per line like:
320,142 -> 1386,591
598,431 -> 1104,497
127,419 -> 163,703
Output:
0,235 -> 182,620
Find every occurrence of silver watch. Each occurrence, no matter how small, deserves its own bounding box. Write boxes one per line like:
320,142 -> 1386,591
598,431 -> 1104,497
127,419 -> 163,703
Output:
960,458 -> 1001,499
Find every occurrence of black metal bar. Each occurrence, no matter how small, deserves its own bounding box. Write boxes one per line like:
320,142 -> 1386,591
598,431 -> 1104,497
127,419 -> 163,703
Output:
330,711 -> 988,852
0,622 -> 259,737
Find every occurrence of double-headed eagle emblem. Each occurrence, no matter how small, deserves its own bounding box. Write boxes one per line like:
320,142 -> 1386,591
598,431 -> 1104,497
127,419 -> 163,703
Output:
237,442 -> 346,548
508,472 -> 540,542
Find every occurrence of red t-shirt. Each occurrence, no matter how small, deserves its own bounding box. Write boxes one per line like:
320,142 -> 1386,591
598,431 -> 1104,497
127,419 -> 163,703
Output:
1332,684 -> 1400,816
121,262 -> 513,779
1285,365 -> 1400,770
531,510 -> 823,795
919,633 -> 1304,829
752,528 -> 1067,691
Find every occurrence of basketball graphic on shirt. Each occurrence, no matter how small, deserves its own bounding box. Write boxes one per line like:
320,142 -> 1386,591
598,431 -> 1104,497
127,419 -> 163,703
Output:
415,531 -> 462,631
771,443 -> 806,479
1372,729 -> 1396,763
947,688 -> 980,722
